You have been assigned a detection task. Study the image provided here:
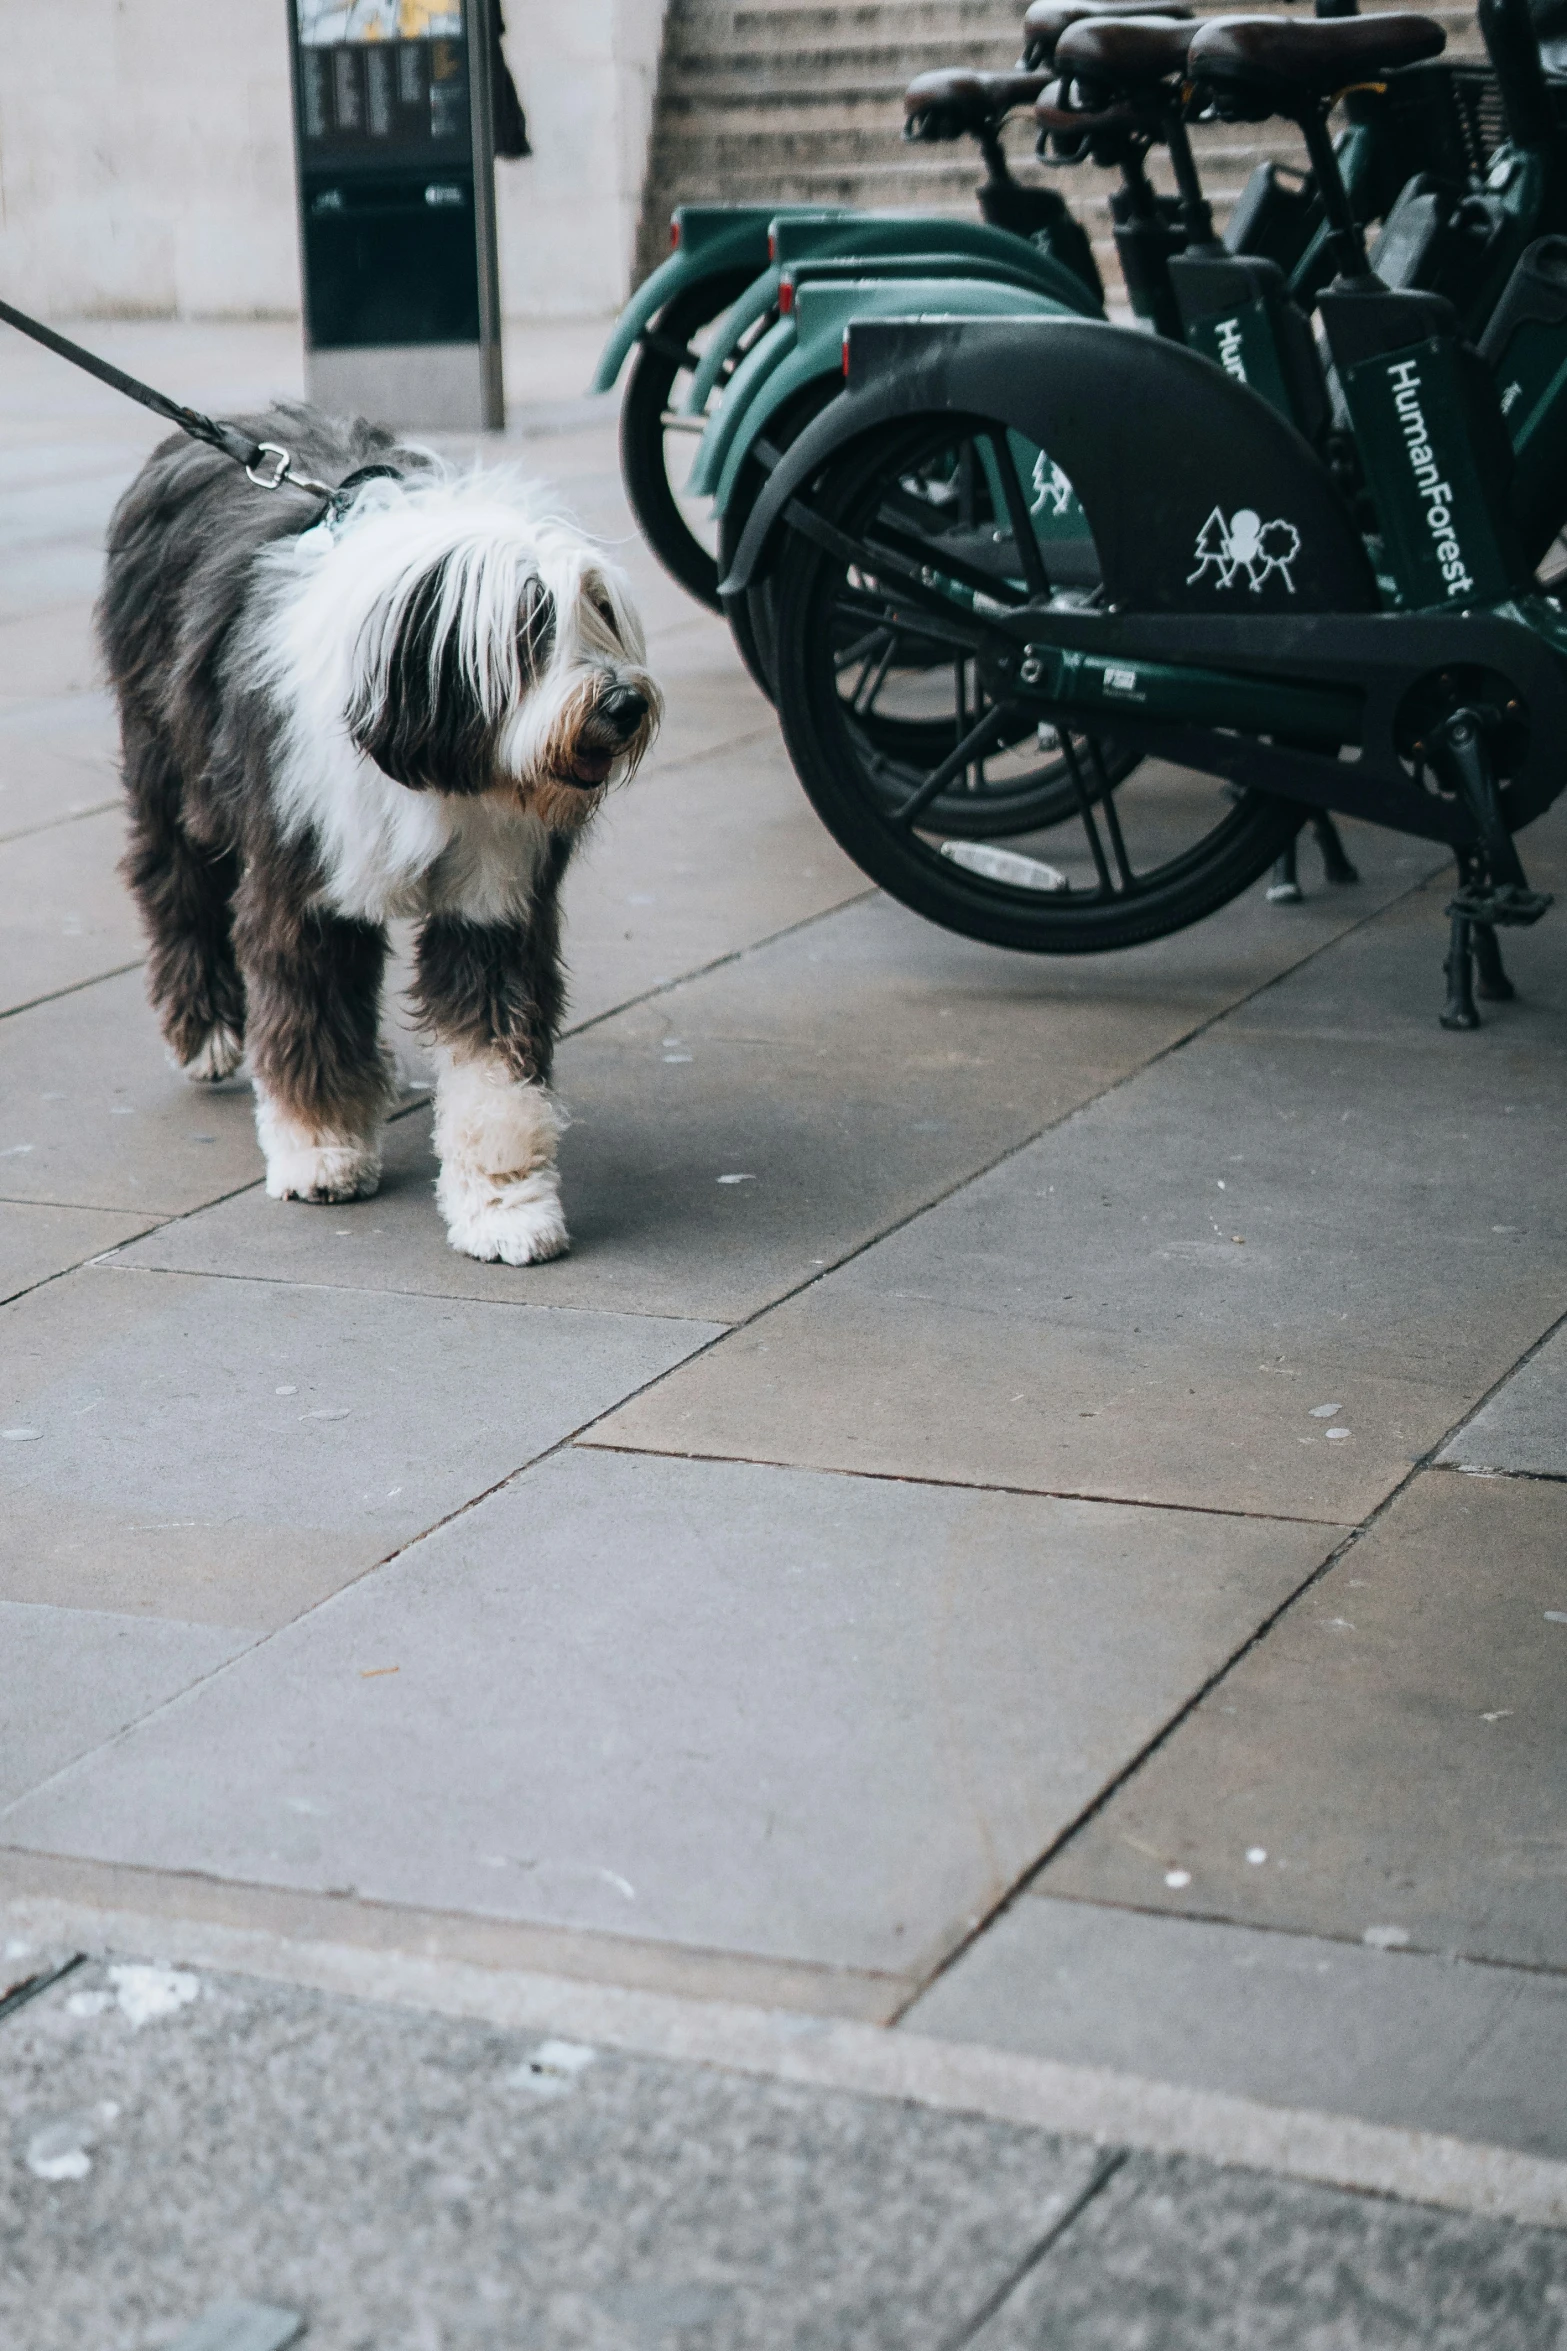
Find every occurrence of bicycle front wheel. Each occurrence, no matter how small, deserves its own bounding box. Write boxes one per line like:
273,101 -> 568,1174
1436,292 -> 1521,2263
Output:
769,415 -> 1305,953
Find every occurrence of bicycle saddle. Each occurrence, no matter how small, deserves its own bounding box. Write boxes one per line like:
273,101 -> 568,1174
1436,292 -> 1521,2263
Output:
1034,77 -> 1142,135
1187,12 -> 1445,111
1021,0 -> 1191,70
904,68 -> 1047,141
1055,14 -> 1202,90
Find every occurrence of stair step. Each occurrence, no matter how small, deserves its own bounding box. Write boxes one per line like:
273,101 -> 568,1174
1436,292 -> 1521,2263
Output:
636,0 -> 1485,285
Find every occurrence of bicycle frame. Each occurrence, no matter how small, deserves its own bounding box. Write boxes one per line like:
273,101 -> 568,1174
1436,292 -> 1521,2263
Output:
724,313 -> 1567,852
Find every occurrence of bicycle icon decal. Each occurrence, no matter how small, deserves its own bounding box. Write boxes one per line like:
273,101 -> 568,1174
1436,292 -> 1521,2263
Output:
1188,506 -> 1301,594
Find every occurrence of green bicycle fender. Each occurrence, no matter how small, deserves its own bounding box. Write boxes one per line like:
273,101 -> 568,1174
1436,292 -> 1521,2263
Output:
589,207 -> 784,393
688,317 -> 799,497
710,278 -> 1070,515
678,213 -> 907,413
684,268 -> 787,414
683,248 -> 1062,417
769,213 -> 1102,316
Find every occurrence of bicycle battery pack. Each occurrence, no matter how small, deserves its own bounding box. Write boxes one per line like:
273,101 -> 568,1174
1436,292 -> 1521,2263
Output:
1224,161 -> 1318,279
1321,283 -> 1524,606
1170,251 -> 1330,440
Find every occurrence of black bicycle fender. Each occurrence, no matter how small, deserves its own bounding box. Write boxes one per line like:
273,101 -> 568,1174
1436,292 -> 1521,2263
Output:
720,315 -> 1376,617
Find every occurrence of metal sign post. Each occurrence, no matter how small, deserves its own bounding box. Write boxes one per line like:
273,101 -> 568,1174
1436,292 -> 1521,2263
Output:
287,1 -> 504,432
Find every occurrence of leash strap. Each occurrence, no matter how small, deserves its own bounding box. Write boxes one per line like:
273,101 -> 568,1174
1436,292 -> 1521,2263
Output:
0,297 -> 334,501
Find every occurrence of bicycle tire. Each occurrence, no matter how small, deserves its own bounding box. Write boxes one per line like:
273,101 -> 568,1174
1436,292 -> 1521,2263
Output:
769,418 -> 1313,953
620,270 -> 757,612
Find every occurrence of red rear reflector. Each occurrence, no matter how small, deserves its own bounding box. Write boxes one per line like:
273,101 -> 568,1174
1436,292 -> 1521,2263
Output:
842,328 -> 851,379
779,276 -> 794,314
670,218 -> 681,249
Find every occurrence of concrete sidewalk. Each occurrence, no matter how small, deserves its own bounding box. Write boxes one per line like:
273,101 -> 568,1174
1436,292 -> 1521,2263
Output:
1,320 -> 1564,2348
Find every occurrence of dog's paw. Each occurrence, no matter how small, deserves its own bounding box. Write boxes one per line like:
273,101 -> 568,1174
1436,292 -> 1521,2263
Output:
264,1140 -> 382,1205
178,1025 -> 244,1084
444,1171 -> 569,1265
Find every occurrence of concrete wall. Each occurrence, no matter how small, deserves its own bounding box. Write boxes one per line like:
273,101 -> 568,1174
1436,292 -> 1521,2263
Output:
0,0 -> 667,320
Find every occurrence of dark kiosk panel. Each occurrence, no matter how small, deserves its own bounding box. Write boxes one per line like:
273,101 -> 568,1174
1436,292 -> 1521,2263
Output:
287,2 -> 503,431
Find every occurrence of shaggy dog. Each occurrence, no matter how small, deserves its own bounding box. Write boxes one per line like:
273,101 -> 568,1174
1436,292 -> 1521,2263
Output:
98,404 -> 659,1265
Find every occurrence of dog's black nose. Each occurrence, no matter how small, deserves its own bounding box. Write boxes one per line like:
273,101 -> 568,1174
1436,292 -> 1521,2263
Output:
598,686 -> 649,737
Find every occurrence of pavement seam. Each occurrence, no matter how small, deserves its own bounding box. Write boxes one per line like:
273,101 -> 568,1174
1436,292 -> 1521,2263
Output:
1425,1293 -> 1567,1471
1013,1887 -> 1567,1982
0,793 -> 118,849
937,2148 -> 1129,2351
71,1256 -> 729,1330
895,1298 -> 1567,2018
0,955 -> 144,1024
555,877 -> 877,1042
573,1441 -> 1353,1526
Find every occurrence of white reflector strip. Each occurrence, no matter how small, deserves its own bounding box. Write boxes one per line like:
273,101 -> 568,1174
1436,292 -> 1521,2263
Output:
939,840 -> 1069,892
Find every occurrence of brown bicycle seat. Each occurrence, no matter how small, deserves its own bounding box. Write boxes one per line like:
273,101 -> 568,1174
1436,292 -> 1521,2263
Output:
1055,14 -> 1202,90
903,67 -> 1047,139
1186,11 -> 1444,105
1034,77 -> 1144,136
1021,0 -> 1191,69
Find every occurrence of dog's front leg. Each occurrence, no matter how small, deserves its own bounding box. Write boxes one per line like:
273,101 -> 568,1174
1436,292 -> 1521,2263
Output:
236,874 -> 392,1205
416,912 -> 569,1265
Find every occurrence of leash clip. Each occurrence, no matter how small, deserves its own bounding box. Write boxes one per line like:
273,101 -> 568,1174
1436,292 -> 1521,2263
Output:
245,442 -> 295,492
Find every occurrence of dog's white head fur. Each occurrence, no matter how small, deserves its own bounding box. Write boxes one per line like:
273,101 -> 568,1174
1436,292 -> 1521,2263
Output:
248,466 -> 661,925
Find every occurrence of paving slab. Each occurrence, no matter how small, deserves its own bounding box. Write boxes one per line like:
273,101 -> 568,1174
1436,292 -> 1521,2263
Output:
0,1601 -> 250,1807
973,2149 -> 1567,2351
558,722 -> 867,1032
117,828 -> 1437,1327
0,692 -> 118,842
0,1447 -> 1337,1977
0,1960 -> 1103,2351
0,1199 -> 153,1305
906,1896 -> 1567,2159
0,1265 -> 718,1629
1036,1471 -> 1567,1971
0,970 -> 263,1214
619,608 -> 778,770
0,803 -> 140,1013
0,603 -> 102,709
1440,1325 -> 1567,1478
589,874 -> 1567,1517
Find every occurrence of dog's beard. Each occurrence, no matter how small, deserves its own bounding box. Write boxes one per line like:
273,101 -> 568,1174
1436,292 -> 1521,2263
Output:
500,670 -> 660,829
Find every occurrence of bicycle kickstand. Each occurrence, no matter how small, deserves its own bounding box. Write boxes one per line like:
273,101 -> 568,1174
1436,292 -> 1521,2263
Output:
1428,707 -> 1553,1031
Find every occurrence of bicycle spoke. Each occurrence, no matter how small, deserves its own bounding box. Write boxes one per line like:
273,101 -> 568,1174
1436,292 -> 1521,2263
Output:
1088,736 -> 1137,892
1059,731 -> 1115,896
988,432 -> 1052,603
893,703 -> 1016,828
833,626 -> 888,675
853,633 -> 897,717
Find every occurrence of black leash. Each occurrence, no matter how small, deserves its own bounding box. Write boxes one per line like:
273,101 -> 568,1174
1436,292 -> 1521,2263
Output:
0,296 -> 334,501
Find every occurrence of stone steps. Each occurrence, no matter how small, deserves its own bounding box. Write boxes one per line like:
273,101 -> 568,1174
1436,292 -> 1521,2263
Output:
636,0 -> 1485,287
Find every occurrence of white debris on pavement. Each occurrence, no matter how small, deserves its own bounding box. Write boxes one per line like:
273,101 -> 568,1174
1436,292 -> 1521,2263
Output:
26,2101 -> 120,2182
508,2038 -> 599,2099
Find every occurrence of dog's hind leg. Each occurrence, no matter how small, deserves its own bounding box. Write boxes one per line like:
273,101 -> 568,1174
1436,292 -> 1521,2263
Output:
119,716 -> 245,1080
234,840 -> 392,1205
414,895 -> 570,1266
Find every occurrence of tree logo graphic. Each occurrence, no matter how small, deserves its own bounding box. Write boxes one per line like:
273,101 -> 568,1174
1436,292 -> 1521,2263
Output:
1187,507 -> 1300,594
1031,452 -> 1078,519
